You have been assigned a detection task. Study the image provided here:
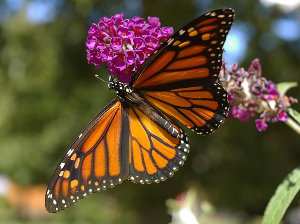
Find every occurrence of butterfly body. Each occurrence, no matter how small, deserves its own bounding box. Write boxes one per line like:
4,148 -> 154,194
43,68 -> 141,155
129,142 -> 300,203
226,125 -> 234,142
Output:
46,8 -> 234,213
108,76 -> 189,140
108,76 -> 133,100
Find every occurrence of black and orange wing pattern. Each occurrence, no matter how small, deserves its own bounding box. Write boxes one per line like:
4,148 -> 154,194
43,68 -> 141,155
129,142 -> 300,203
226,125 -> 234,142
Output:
46,100 -> 189,212
45,100 -> 129,212
126,104 -> 189,184
131,8 -> 234,134
143,84 -> 228,134
46,8 -> 233,213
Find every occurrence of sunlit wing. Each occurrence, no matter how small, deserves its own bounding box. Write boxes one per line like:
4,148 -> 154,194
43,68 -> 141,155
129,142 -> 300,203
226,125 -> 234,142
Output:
45,99 -> 190,213
143,84 -> 228,134
45,100 -> 128,213
131,8 -> 234,134
131,8 -> 234,89
126,105 -> 189,184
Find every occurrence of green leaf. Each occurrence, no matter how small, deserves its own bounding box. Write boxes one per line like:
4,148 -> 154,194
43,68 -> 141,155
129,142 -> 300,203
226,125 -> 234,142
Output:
262,167 -> 300,224
277,82 -> 298,96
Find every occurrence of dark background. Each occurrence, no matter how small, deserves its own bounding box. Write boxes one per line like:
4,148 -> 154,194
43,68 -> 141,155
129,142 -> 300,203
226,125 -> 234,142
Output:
0,0 -> 299,223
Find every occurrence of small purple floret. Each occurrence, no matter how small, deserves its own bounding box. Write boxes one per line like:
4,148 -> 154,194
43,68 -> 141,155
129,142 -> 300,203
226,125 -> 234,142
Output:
231,106 -> 252,122
255,119 -> 268,132
86,13 -> 173,83
277,111 -> 288,122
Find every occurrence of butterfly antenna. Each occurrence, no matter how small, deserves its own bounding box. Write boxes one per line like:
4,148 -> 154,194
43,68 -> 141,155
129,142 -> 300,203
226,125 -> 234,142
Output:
94,74 -> 108,84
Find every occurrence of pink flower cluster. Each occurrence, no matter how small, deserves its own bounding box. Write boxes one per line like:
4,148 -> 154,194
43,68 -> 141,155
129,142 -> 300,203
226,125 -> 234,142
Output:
220,59 -> 297,132
86,13 -> 173,82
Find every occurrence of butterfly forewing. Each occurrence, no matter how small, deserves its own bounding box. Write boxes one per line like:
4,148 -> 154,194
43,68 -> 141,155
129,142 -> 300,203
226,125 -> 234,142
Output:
132,8 -> 234,88
132,8 -> 234,134
45,100 -> 129,213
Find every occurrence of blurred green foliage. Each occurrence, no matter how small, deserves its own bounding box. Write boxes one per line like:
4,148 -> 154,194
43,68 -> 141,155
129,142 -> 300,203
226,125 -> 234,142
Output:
0,0 -> 299,223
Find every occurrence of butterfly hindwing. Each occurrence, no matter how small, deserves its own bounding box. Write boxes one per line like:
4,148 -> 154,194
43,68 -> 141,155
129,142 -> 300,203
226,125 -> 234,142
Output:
132,8 -> 234,134
126,104 -> 189,184
143,83 -> 229,134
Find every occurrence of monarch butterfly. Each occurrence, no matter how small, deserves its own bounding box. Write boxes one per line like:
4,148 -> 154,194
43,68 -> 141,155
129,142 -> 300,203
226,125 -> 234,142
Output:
45,8 -> 234,213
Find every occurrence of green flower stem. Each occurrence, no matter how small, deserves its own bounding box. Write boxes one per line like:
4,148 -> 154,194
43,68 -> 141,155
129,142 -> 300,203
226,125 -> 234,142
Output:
286,117 -> 300,135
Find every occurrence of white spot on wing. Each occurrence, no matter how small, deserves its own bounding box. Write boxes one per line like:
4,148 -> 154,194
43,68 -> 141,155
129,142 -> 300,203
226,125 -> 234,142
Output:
179,29 -> 186,35
66,149 -> 74,157
60,163 -> 65,169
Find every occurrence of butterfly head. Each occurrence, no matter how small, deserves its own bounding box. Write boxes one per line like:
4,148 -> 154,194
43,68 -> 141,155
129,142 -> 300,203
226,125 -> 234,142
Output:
108,76 -> 133,99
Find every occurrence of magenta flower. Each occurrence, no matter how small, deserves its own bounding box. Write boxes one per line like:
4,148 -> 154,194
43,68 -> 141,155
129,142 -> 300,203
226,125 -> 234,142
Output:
255,119 -> 268,132
277,110 -> 288,122
220,59 -> 297,132
86,13 -> 173,82
231,106 -> 252,122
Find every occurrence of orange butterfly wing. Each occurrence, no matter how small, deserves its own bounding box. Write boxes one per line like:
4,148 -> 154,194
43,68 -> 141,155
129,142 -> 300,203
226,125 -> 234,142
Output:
45,100 -> 189,212
131,8 -> 234,134
126,105 -> 188,184
45,100 -> 128,212
143,84 -> 228,134
132,8 -> 234,88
